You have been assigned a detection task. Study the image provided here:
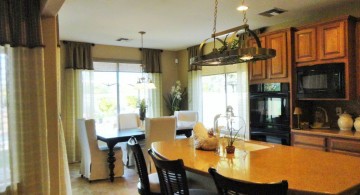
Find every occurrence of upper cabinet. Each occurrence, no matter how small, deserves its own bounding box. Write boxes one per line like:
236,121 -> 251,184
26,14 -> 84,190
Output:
249,29 -> 292,84
294,16 -> 357,100
295,28 -> 316,62
318,21 -> 345,60
295,16 -> 355,67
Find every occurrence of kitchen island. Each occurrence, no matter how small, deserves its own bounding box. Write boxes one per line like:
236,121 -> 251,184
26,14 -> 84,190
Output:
151,138 -> 360,194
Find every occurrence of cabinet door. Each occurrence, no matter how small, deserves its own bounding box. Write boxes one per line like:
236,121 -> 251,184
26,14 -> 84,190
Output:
318,21 -> 345,60
328,137 -> 360,157
249,37 -> 266,81
295,28 -> 317,62
266,32 -> 287,79
292,133 -> 326,151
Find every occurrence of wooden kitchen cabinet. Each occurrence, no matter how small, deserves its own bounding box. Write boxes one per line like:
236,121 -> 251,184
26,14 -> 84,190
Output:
318,21 -> 346,60
295,28 -> 316,62
294,15 -> 357,100
249,30 -> 289,82
294,16 -> 354,66
328,137 -> 360,157
249,37 -> 266,80
292,133 -> 326,151
291,129 -> 360,157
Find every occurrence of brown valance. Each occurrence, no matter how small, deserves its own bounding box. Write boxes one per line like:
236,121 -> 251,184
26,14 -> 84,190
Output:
64,41 -> 93,70
0,0 -> 43,48
142,48 -> 161,73
187,45 -> 201,71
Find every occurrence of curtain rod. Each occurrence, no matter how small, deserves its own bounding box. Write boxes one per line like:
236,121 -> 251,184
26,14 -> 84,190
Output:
62,41 -> 95,46
139,48 -> 163,52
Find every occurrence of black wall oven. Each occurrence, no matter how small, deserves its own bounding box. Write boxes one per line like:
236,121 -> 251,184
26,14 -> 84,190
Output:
249,83 -> 290,145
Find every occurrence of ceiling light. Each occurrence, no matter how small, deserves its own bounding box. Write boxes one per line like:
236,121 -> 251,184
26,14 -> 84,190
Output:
134,31 -> 156,90
190,0 -> 276,66
237,5 -> 248,11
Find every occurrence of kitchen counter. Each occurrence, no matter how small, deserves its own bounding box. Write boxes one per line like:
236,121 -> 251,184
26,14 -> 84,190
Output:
152,138 -> 360,194
291,129 -> 360,140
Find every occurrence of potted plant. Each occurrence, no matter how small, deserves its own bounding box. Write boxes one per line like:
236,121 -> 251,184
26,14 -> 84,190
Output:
139,99 -> 147,121
215,111 -> 246,154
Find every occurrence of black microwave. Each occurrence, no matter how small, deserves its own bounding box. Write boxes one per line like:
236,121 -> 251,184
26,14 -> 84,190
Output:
297,63 -> 345,99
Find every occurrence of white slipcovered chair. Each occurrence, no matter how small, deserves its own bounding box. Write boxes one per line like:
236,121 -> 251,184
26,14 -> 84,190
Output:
145,117 -> 176,170
78,119 -> 124,181
118,113 -> 142,167
118,113 -> 141,130
174,111 -> 198,137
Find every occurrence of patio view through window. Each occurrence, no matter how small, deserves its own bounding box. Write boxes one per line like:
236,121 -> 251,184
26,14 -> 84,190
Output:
0,53 -> 9,192
93,61 -> 145,130
202,73 -> 238,128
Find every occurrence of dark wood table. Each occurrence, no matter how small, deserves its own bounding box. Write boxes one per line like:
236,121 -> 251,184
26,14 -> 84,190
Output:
97,128 -> 145,182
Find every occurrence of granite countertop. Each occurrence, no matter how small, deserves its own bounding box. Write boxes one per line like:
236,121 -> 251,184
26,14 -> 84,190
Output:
291,128 -> 360,140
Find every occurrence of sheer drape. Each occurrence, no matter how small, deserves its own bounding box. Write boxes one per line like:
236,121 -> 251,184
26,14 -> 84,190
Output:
0,0 -> 71,193
0,44 -> 71,194
187,45 -> 203,121
148,73 -> 162,117
63,41 -> 94,163
236,63 -> 249,139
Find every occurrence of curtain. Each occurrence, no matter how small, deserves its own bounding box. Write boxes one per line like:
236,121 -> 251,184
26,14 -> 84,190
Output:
0,0 -> 71,194
187,45 -> 203,121
148,73 -> 162,117
142,49 -> 161,73
187,45 -> 201,71
63,41 -> 94,163
0,0 -> 43,48
141,48 -> 163,117
236,63 -> 249,139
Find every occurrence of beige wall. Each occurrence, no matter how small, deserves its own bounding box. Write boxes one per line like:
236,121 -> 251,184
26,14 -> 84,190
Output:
92,44 -> 178,115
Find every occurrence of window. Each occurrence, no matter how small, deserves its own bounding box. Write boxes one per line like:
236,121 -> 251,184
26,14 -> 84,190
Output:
93,61 -> 148,130
202,73 -> 238,128
0,52 -> 10,192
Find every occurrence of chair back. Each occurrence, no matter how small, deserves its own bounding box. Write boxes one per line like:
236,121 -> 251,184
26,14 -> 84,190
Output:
119,113 -> 141,130
127,137 -> 151,194
148,149 -> 189,195
77,118 -> 91,177
85,119 -> 102,152
208,167 -> 288,195
145,117 -> 176,151
174,111 -> 198,130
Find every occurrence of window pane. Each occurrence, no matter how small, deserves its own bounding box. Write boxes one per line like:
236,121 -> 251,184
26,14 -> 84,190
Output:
202,75 -> 226,128
226,73 -> 239,117
93,72 -> 118,130
0,52 -> 9,192
118,72 -> 142,114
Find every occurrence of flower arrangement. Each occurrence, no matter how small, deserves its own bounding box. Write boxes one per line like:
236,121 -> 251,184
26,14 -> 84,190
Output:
164,80 -> 186,115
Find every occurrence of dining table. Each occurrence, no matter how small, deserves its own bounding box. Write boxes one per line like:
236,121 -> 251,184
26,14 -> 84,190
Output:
151,138 -> 360,194
97,128 -> 145,182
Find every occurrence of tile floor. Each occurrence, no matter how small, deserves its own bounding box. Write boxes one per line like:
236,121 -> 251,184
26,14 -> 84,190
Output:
70,162 -> 139,195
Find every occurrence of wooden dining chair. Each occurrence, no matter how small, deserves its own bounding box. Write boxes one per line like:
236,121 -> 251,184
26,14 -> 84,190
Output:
127,137 -> 161,195
148,149 -> 217,195
208,167 -> 288,195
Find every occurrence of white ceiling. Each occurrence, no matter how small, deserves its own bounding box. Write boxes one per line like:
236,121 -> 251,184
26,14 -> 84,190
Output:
58,0 -> 359,51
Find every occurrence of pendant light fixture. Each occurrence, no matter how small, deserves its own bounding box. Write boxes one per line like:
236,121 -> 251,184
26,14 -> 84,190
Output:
190,0 -> 276,66
134,31 -> 156,89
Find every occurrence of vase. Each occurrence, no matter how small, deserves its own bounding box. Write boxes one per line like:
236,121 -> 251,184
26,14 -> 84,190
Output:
139,110 -> 146,121
226,145 -> 235,154
354,116 -> 360,132
337,112 -> 353,131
